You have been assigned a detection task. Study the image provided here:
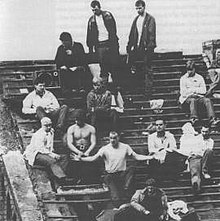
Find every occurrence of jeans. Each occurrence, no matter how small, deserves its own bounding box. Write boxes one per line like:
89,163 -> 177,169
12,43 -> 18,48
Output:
36,105 -> 68,129
183,96 -> 215,119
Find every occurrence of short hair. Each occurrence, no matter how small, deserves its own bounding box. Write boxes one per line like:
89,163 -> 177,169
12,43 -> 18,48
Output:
59,32 -> 72,42
155,117 -> 166,125
33,77 -> 45,86
201,123 -> 210,130
109,131 -> 119,137
91,0 -> 101,8
41,117 -> 52,126
186,60 -> 196,70
74,109 -> 86,122
135,0 -> 146,7
145,178 -> 156,187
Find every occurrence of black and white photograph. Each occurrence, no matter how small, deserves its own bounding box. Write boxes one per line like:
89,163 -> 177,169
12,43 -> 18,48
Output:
0,0 -> 220,220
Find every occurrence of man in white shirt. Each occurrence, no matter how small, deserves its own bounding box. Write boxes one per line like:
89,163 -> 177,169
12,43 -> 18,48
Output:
81,131 -> 153,207
179,60 -> 219,126
23,117 -> 67,187
87,0 -> 119,84
22,77 -> 68,134
179,125 -> 214,194
127,0 -> 156,99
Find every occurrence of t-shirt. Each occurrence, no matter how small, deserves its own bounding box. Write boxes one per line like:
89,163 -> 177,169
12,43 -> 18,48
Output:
136,15 -> 145,46
97,142 -> 134,173
96,14 -> 109,42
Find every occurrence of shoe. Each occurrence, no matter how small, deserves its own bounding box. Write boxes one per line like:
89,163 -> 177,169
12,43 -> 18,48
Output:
203,172 -> 211,179
130,66 -> 136,74
79,88 -> 86,94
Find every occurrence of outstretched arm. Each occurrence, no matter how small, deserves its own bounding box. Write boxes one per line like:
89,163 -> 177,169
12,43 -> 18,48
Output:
81,152 -> 100,162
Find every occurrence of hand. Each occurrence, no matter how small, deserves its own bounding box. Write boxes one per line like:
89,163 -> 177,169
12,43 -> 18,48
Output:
50,153 -> 60,160
60,66 -> 67,70
143,210 -> 150,215
83,151 -> 90,157
66,49 -> 72,55
69,67 -> 77,72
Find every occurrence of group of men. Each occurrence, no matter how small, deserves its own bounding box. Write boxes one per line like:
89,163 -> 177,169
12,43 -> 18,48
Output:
21,0 -> 220,220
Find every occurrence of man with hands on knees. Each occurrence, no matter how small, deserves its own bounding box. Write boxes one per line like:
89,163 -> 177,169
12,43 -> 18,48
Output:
80,131 -> 154,207
66,109 -> 99,184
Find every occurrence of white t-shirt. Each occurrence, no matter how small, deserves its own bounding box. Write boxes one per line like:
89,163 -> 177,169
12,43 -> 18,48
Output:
97,142 -> 134,173
96,15 -> 109,42
136,14 -> 145,46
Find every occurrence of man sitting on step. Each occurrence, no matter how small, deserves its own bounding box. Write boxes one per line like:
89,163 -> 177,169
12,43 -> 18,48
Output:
179,124 -> 214,195
179,60 -> 220,127
22,77 -> 68,136
23,117 -> 68,189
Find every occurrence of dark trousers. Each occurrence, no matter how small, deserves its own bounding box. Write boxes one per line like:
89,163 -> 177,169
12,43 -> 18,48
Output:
36,105 -> 68,129
66,160 -> 101,184
183,96 -> 215,119
103,168 -> 134,207
188,149 -> 213,190
128,48 -> 154,97
34,153 -> 68,180
60,69 -> 87,91
95,41 -> 120,85
89,109 -> 119,132
114,206 -> 160,221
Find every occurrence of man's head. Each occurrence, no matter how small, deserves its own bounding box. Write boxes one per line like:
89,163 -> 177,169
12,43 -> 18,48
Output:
59,32 -> 72,49
91,0 -> 101,16
74,109 -> 86,127
109,131 -> 120,148
144,178 -> 157,196
92,78 -> 104,92
155,118 -> 166,133
41,117 -> 52,133
135,0 -> 146,16
201,125 -> 210,140
34,77 -> 46,94
216,49 -> 220,61
186,60 -> 196,77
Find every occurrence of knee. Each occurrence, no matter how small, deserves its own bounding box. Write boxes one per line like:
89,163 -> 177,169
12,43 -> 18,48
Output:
36,106 -> 44,111
203,97 -> 212,104
60,104 -> 68,111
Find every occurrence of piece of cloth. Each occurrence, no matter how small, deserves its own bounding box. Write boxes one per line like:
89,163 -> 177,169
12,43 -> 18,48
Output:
97,142 -> 134,173
22,90 -> 60,114
179,73 -> 206,104
23,127 -> 54,166
150,99 -> 164,113
95,14 -> 109,42
167,200 -> 189,221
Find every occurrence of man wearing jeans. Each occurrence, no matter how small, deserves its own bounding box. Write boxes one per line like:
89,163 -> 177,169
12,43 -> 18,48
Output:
179,60 -> 219,126
127,0 -> 156,99
80,131 -> 153,207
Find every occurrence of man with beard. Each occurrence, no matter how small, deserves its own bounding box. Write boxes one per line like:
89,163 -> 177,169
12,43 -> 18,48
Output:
114,178 -> 168,221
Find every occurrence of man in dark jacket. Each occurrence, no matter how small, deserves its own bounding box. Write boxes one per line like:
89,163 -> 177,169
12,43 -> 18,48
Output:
127,0 -> 156,99
55,32 -> 89,95
87,0 -> 119,84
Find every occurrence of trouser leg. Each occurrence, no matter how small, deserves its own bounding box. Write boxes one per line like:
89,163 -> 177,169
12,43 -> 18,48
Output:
35,153 -> 66,179
201,149 -> 213,174
109,109 -> 119,132
189,156 -> 202,191
50,105 -> 68,129
183,97 -> 198,119
36,106 -> 47,120
198,97 -> 215,119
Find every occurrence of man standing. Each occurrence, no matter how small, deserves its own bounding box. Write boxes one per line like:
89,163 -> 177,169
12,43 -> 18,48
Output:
23,117 -> 67,187
81,131 -> 153,207
179,60 -> 219,126
127,0 -> 156,99
66,109 -> 99,184
55,32 -> 89,95
87,0 -> 119,82
22,77 -> 68,135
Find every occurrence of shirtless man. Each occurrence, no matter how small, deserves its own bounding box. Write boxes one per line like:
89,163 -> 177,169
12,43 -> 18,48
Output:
66,109 -> 98,184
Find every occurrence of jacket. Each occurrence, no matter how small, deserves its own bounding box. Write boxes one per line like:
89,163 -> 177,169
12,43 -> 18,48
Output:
127,12 -> 156,52
86,10 -> 119,51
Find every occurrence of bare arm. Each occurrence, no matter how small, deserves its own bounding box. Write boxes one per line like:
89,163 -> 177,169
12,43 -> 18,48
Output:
81,152 -> 100,162
131,152 -> 154,161
84,126 -> 96,156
